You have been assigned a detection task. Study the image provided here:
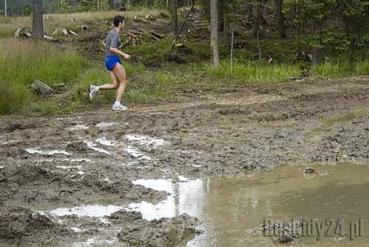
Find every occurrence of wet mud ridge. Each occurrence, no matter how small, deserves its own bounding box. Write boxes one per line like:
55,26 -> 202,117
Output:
1,77 -> 369,246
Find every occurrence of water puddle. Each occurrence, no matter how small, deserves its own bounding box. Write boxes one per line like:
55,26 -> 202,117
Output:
95,122 -> 119,129
72,237 -> 116,247
62,158 -> 92,163
25,148 -> 71,156
132,178 -> 174,193
67,124 -> 89,131
124,146 -> 152,160
95,137 -> 116,147
56,165 -> 84,175
124,134 -> 168,161
84,141 -> 111,155
82,134 -> 169,161
49,205 -> 123,218
125,134 -> 168,147
183,164 -> 369,247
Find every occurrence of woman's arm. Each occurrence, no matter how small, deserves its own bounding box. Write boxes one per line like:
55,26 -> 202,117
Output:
110,47 -> 130,60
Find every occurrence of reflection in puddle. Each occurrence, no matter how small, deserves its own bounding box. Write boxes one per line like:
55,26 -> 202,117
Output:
128,178 -> 205,221
25,148 -> 70,156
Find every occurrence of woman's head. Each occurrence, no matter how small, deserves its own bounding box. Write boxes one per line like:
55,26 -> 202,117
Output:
113,15 -> 125,30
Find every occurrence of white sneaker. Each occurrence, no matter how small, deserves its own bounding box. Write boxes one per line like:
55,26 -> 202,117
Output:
112,102 -> 128,111
89,85 -> 99,101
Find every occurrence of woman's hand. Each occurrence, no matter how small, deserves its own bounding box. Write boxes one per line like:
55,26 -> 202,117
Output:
123,53 -> 131,60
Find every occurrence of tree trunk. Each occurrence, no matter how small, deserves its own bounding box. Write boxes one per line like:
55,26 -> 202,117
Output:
210,0 -> 219,66
248,2 -> 253,19
222,15 -> 229,43
275,0 -> 287,38
108,0 -> 122,9
311,23 -> 321,66
108,0 -> 114,9
32,0 -> 43,39
171,0 -> 178,35
253,0 -> 266,38
4,0 -> 7,16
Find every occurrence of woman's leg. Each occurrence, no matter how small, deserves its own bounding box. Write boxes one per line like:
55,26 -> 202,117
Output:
97,71 -> 119,90
112,63 -> 128,103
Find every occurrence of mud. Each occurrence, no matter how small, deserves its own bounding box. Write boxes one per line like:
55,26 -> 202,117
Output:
117,213 -> 200,247
1,77 -> 369,245
0,206 -> 70,246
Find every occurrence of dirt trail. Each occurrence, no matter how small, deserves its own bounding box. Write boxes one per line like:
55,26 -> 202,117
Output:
1,77 -> 369,246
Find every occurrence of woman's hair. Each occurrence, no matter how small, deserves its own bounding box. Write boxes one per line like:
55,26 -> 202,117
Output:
113,15 -> 125,27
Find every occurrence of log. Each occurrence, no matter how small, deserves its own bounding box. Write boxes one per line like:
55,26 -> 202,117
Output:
14,27 -> 32,38
68,29 -> 78,36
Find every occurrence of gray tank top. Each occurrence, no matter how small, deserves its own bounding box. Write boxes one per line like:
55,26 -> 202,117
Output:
105,29 -> 121,57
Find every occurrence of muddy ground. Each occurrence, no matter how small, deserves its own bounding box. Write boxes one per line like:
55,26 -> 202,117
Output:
1,77 -> 369,246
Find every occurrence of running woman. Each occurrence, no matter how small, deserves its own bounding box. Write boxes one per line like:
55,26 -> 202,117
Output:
89,15 -> 131,111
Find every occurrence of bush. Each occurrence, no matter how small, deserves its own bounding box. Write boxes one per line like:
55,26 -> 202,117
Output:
0,80 -> 29,114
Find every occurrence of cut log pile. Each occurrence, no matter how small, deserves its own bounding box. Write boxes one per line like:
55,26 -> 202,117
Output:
122,29 -> 166,47
133,14 -> 157,24
14,24 -> 88,41
14,27 -> 58,41
52,27 -> 78,36
14,27 -> 32,38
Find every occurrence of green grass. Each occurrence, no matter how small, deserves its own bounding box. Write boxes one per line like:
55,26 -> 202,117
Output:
313,59 -> 369,78
204,61 -> 301,84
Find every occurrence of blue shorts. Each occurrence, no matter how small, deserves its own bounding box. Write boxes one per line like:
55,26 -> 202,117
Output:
104,55 -> 121,71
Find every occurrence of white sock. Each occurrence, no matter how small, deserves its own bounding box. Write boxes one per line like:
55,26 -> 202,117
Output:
114,101 -> 121,105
